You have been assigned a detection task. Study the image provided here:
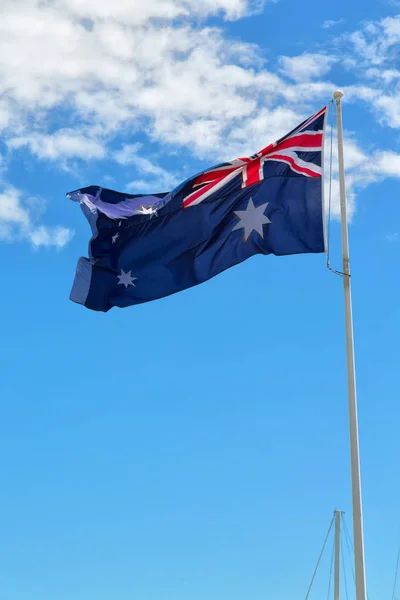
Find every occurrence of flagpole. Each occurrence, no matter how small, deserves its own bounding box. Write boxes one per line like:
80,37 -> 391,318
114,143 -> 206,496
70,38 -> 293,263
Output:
334,510 -> 341,600
333,90 -> 367,600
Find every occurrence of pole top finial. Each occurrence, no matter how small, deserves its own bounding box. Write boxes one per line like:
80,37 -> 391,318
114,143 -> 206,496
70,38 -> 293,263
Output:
333,89 -> 344,101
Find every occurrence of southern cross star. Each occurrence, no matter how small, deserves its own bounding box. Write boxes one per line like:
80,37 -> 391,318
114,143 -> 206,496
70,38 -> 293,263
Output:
112,232 -> 119,244
117,269 -> 137,288
232,198 -> 271,242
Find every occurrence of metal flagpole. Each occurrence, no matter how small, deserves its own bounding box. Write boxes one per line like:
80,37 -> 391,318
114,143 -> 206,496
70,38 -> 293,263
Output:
334,510 -> 342,600
333,90 -> 367,600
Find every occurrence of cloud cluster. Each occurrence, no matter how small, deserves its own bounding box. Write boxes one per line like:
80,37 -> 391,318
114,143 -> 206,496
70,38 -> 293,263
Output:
0,1 -> 400,248
0,0 -> 277,147
0,0 -> 336,165
343,16 -> 400,129
325,136 -> 400,220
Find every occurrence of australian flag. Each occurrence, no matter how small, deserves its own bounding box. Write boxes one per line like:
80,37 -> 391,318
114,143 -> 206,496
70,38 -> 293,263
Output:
68,106 -> 327,312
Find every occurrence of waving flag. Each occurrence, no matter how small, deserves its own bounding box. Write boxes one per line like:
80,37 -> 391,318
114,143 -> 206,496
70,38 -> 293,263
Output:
68,106 -> 327,312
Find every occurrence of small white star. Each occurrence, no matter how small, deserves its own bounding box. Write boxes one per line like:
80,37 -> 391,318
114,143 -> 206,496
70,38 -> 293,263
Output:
118,221 -> 122,227
137,205 -> 157,218
112,232 -> 119,244
117,269 -> 137,288
232,198 -> 271,242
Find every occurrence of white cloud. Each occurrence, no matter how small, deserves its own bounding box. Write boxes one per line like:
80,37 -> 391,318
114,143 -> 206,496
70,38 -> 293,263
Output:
372,151 -> 400,177
375,95 -> 400,128
322,19 -> 345,29
335,16 -> 400,132
365,67 -> 400,83
344,17 -> 400,67
8,130 -> 106,161
323,132 -> 400,220
279,53 -> 335,82
0,186 -> 30,230
0,0 -> 285,162
281,81 -> 334,103
0,186 -> 74,248
29,225 -> 74,249
114,143 -> 180,191
57,0 -> 267,23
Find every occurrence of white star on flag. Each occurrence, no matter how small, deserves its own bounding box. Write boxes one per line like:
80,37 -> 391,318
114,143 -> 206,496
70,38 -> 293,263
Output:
117,269 -> 137,288
232,198 -> 271,242
137,205 -> 158,217
112,233 -> 119,244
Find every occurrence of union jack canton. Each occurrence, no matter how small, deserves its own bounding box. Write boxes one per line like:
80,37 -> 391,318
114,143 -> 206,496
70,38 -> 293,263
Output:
182,106 -> 326,208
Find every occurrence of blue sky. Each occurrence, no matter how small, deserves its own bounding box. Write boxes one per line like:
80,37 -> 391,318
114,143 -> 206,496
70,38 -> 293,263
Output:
1,0 -> 400,598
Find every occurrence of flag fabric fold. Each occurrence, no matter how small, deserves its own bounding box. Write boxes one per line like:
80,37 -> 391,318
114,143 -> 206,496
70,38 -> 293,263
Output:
68,106 -> 327,312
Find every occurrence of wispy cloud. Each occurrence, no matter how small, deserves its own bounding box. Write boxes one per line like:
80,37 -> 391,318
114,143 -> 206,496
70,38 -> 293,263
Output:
337,15 -> 400,132
323,18 -> 345,29
114,144 -> 180,191
343,15 -> 400,66
323,133 -> 400,220
0,185 -> 74,249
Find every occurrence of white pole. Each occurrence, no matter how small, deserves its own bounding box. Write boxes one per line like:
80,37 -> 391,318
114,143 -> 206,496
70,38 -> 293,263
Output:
334,510 -> 341,600
333,90 -> 367,600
